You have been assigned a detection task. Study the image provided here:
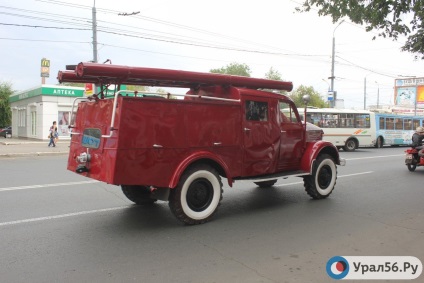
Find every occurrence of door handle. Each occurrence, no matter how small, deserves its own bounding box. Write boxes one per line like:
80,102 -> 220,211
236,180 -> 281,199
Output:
281,130 -> 286,133
244,128 -> 251,131
213,142 -> 222,146
153,144 -> 163,148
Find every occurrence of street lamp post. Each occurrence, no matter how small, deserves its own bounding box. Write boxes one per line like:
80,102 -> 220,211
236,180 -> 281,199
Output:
322,79 -> 331,107
92,0 -> 98,63
363,73 -> 374,110
375,81 -> 380,109
363,77 -> 367,110
330,20 -> 344,108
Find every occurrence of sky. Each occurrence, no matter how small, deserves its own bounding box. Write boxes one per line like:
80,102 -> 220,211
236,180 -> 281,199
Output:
1,0 -> 424,109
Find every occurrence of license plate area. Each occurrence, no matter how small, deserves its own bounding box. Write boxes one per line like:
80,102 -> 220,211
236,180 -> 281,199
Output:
81,128 -> 101,149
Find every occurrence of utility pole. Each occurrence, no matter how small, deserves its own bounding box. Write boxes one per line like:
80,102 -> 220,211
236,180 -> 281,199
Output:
330,20 -> 344,108
92,0 -> 98,63
375,81 -> 380,109
91,0 -> 98,97
363,77 -> 367,110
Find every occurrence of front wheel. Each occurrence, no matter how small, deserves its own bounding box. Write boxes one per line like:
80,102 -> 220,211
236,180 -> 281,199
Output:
169,164 -> 223,225
343,139 -> 357,152
254,179 -> 277,188
407,164 -> 417,172
304,154 -> 337,199
121,185 -> 157,205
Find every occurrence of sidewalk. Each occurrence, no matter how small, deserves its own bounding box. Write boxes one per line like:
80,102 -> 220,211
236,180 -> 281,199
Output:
0,138 -> 70,158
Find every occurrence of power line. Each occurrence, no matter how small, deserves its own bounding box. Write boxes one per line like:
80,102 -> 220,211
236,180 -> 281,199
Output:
0,37 -> 89,44
0,22 -> 90,31
0,22 -> 330,58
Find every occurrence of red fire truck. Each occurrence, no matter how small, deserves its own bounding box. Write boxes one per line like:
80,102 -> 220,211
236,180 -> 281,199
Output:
58,62 -> 345,225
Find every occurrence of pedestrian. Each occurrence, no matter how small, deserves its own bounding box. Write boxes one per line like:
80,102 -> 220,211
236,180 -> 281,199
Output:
48,121 -> 57,147
54,127 -> 59,144
411,126 -> 424,156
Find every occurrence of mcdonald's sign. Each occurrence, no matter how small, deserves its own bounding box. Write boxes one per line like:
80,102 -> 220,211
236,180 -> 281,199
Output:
41,58 -> 50,78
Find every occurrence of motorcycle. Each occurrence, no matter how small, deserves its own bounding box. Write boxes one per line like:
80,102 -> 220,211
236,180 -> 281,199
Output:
405,147 -> 424,171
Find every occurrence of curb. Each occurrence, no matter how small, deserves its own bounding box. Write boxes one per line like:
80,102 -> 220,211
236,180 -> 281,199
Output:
0,152 -> 69,158
1,142 -> 69,146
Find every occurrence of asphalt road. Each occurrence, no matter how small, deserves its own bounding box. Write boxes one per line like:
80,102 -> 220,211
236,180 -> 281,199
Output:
0,147 -> 423,283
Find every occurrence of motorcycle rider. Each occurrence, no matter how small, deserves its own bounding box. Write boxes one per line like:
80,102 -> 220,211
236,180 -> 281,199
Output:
411,126 -> 424,156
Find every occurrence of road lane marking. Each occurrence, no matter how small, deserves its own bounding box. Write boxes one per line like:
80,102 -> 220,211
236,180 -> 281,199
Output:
345,154 -> 404,161
338,171 -> 373,178
0,180 -> 100,192
275,171 -> 373,187
0,171 -> 373,227
0,206 -> 128,227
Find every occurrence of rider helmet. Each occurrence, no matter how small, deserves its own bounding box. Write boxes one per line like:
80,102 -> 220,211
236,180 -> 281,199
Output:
416,126 -> 424,133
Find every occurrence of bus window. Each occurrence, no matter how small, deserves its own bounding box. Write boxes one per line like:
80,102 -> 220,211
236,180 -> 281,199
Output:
413,119 -> 421,129
395,118 -> 403,130
339,113 -> 354,128
322,114 -> 339,128
404,119 -> 412,130
309,113 -> 322,126
386,118 -> 395,130
379,117 -> 385,129
355,114 -> 370,128
347,114 -> 354,127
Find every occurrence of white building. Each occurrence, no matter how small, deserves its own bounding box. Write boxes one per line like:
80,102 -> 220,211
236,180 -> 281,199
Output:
9,84 -> 84,140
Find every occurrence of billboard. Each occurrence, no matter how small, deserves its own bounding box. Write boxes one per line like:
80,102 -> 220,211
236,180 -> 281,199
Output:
394,78 -> 424,108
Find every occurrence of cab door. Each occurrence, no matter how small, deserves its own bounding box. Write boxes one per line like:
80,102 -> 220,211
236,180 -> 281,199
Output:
242,97 -> 280,176
277,101 -> 304,171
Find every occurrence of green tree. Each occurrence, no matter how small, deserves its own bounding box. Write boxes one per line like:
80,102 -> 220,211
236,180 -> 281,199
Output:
296,0 -> 424,59
289,85 -> 327,108
60,82 -> 85,87
264,67 -> 282,81
126,85 -> 150,92
0,82 -> 12,127
263,67 -> 287,95
210,62 -> 251,77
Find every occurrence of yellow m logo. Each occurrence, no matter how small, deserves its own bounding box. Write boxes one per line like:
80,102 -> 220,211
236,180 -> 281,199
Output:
41,58 -> 50,67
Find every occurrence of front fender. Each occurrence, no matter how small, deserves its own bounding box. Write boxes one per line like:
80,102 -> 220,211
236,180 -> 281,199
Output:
300,141 -> 343,173
168,151 -> 233,189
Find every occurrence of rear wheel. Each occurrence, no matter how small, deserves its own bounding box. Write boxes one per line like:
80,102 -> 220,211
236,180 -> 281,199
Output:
304,154 -> 337,199
254,179 -> 277,188
343,139 -> 357,152
407,164 -> 417,172
169,164 -> 223,225
121,185 -> 157,205
375,136 -> 383,148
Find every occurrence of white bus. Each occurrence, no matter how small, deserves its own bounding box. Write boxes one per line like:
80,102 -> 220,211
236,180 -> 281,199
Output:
299,108 -> 376,151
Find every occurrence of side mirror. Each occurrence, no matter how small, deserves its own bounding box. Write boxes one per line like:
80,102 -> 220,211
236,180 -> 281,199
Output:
302,95 -> 310,105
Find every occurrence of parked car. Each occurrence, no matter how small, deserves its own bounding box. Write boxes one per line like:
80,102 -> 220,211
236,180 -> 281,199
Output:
0,126 -> 12,138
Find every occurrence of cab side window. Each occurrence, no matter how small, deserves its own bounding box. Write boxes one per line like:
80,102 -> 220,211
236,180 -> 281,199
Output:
246,101 -> 268,121
279,102 -> 299,123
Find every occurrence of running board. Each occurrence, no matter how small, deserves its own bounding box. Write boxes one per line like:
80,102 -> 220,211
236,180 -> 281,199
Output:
234,170 -> 309,182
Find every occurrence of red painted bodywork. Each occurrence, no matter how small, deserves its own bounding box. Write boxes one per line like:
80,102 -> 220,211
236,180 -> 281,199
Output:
62,63 -> 341,188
